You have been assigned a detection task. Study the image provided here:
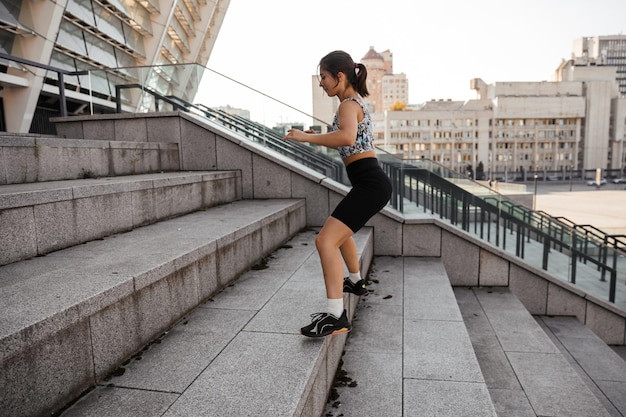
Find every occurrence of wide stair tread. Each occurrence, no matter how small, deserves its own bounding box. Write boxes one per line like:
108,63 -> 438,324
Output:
538,315 -> 626,416
456,286 -> 615,417
57,227 -> 374,417
326,257 -> 497,417
0,198 -> 305,417
0,135 -> 180,184
0,170 -> 241,266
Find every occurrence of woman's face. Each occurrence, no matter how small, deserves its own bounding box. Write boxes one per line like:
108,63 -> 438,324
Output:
318,69 -> 340,97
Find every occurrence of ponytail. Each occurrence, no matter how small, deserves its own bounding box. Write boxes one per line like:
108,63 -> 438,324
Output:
320,50 -> 369,97
354,63 -> 369,97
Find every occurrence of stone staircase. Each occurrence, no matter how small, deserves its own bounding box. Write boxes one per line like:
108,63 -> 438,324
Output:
54,228 -> 373,417
327,257 -> 625,417
0,131 -> 309,416
2,112 -> 626,417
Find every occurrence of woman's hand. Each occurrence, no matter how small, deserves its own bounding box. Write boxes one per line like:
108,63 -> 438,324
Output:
283,129 -> 311,142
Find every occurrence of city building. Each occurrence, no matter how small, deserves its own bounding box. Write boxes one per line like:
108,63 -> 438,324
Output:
572,35 -> 626,97
311,46 -> 408,130
0,0 -> 230,134
311,74 -> 337,129
317,42 -> 626,177
360,46 -> 408,113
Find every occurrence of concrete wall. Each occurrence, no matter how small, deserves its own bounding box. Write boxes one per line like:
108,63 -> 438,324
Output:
0,135 -> 179,185
401,218 -> 626,346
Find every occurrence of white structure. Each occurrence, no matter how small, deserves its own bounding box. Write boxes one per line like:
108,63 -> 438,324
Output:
361,39 -> 626,176
382,72 -> 409,111
573,35 -> 626,97
360,46 -> 408,113
311,74 -> 337,130
374,72 -> 625,176
0,0 -> 230,133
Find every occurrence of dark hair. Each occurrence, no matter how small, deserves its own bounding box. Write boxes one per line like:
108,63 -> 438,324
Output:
319,50 -> 369,97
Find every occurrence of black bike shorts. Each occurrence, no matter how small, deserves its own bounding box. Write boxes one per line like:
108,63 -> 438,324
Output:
331,157 -> 392,233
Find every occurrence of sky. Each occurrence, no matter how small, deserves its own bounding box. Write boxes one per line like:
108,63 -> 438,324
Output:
197,0 -> 626,125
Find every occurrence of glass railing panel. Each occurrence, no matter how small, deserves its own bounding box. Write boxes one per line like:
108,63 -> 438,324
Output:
84,63 -> 348,183
63,61 -> 625,311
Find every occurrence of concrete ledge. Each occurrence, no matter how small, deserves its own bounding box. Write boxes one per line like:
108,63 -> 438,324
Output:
0,171 -> 242,266
0,135 -> 180,184
0,199 -> 305,417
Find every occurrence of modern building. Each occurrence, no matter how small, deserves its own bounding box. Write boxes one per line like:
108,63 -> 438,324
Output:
359,40 -> 626,177
0,0 -> 230,134
311,46 -> 408,129
311,74 -> 336,129
358,46 -> 408,113
572,35 -> 626,97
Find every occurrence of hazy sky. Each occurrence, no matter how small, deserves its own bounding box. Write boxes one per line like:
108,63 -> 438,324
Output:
199,0 -> 625,123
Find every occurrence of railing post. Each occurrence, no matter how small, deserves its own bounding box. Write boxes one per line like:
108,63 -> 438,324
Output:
609,269 -> 616,303
571,233 -> 577,284
57,71 -> 68,117
115,85 -> 122,113
542,236 -> 550,271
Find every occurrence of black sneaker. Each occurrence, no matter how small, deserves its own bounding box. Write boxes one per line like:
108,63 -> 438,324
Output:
343,277 -> 369,296
300,310 -> 351,338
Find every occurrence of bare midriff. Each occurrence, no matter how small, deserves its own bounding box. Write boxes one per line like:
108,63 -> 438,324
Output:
343,150 -> 377,167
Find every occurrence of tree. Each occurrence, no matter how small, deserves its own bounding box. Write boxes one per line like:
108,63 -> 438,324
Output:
390,100 -> 406,111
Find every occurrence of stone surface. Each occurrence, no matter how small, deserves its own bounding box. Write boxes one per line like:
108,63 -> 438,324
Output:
404,379 -> 496,417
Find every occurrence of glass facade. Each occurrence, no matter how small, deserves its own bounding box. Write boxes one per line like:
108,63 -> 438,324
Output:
0,0 -> 228,133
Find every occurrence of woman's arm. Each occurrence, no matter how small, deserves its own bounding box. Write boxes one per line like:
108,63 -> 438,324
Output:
283,100 -> 361,148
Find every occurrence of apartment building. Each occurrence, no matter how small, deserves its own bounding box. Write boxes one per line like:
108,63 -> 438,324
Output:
311,46 -> 408,132
360,46 -> 408,113
573,35 -> 626,97
364,41 -> 626,176
0,0 -> 230,133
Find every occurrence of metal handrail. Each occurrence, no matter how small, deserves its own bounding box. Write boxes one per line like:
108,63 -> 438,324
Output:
379,159 -> 623,304
112,85 -> 346,183
0,52 -> 88,117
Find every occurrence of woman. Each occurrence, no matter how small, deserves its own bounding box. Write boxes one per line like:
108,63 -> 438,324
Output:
283,50 -> 392,337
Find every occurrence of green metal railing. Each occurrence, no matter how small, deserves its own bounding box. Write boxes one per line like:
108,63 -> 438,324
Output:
377,156 -> 625,306
84,63 -> 626,309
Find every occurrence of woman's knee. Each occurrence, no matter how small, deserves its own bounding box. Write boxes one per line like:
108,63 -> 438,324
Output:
315,232 -> 333,252
316,222 -> 352,252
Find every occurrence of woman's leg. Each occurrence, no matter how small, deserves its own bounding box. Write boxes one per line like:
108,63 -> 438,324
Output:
339,236 -> 359,274
316,216 -> 354,299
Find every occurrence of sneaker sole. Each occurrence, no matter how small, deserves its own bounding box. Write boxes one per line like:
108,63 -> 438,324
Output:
344,290 -> 368,296
300,327 -> 351,338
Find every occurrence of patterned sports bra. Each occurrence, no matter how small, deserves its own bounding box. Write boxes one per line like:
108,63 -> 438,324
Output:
332,97 -> 375,160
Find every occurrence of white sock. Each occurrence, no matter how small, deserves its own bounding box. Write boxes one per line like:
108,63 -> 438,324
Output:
326,298 -> 344,318
348,271 -> 361,284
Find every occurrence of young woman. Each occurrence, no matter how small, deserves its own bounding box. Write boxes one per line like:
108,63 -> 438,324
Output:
283,50 -> 392,337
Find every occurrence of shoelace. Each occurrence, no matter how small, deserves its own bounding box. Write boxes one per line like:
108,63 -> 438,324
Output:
309,312 -> 329,322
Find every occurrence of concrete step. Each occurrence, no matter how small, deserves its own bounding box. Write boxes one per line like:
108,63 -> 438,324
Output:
0,170 -> 241,266
0,135 -> 180,184
538,315 -> 626,416
0,199 -> 305,417
456,286 -> 614,417
326,257 -> 497,417
55,227 -> 374,417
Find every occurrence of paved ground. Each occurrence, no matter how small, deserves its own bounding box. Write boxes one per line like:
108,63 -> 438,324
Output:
533,180 -> 626,236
